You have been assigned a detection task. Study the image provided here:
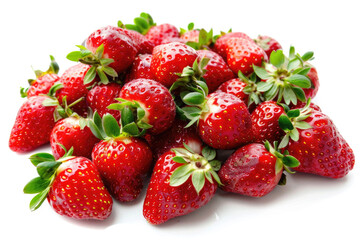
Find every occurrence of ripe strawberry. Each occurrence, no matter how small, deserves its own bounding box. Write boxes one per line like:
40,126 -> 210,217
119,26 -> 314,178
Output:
86,82 -> 122,120
112,79 -> 176,135
213,31 -> 253,59
197,50 -> 235,93
251,101 -> 285,143
180,29 -> 200,42
151,42 -> 198,88
254,35 -> 282,59
20,55 -> 60,98
219,142 -> 299,197
124,54 -> 154,83
50,116 -> 100,159
291,101 -> 322,112
23,148 -> 112,220
226,37 -> 267,75
160,37 -> 187,44
88,112 -> 153,202
143,145 -> 221,224
146,23 -> 180,46
303,66 -> 319,99
216,78 -> 249,104
120,28 -> 154,54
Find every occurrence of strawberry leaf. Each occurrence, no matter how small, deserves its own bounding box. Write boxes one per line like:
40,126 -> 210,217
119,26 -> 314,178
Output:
83,66 -> 97,85
269,50 -> 285,68
278,115 -> 294,131
36,161 -> 61,180
282,155 -> 300,168
102,114 -> 120,138
192,171 -> 205,195
23,177 -> 50,194
29,190 -> 49,211
170,164 -> 194,187
29,153 -> 55,166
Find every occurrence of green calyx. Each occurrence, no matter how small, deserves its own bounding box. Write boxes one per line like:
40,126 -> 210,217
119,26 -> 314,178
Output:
253,46 -> 314,105
169,143 -> 222,195
20,55 -> 60,98
67,44 -> 118,85
118,12 -> 156,35
238,70 -> 264,107
277,98 -> 313,149
23,145 -> 75,211
183,26 -> 217,50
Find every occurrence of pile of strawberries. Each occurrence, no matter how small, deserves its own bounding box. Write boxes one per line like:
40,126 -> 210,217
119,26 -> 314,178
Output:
10,13 -> 355,225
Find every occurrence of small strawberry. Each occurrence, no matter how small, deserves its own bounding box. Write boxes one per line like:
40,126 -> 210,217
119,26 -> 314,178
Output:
86,82 -> 122,120
254,35 -> 282,59
143,144 -> 221,224
216,78 -> 249,104
150,42 -> 198,88
124,54 -> 154,83
303,66 -> 319,99
20,55 -> 60,98
251,101 -> 285,143
197,50 -> 235,93
226,37 -> 267,75
88,112 -> 153,202
109,79 -> 176,135
219,141 -> 299,197
23,148 -> 112,220
213,31 -> 253,59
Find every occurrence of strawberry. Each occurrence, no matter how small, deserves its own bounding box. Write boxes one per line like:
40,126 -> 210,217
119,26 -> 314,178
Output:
218,141 -> 299,197
180,29 -> 199,42
124,54 -> 154,83
303,66 -> 319,99
86,82 -> 122,120
278,102 -> 355,178
50,116 -> 100,159
213,31 -> 253,59
88,112 -> 153,202
110,78 -> 176,135
23,148 -> 112,220
254,35 -> 282,59
146,23 -> 180,46
197,50 -> 235,93
119,28 -> 154,54
143,144 -> 221,224
160,37 -> 187,44
226,37 -> 267,75
151,42 -> 198,88
251,101 -> 285,143
216,78 -> 249,104
20,55 -> 60,98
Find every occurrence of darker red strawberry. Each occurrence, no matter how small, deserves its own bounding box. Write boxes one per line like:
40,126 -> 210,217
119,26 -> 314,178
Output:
151,42 -> 198,88
86,82 -> 122,120
254,35 -> 282,59
213,32 -> 253,59
303,66 -> 319,99
146,23 -> 180,46
197,50 -> 235,93
24,149 -> 112,220
124,54 -> 154,83
216,78 -> 249,104
143,145 -> 220,224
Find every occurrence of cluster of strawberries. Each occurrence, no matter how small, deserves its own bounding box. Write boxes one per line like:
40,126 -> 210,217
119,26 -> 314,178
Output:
10,13 -> 355,225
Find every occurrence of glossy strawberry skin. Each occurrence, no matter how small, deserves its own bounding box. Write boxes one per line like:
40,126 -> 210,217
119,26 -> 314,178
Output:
198,92 -> 252,149
47,157 -> 113,220
197,50 -> 235,93
86,25 -> 138,73
92,137 -> 153,202
50,117 -> 100,159
121,28 -> 154,54
145,23 -> 180,46
226,38 -> 267,75
9,95 -> 57,153
27,73 -> 60,98
251,101 -> 285,143
219,143 -> 282,197
143,151 -> 217,225
119,79 -> 176,134
216,78 -> 249,104
151,42 -> 198,88
255,35 -> 282,59
285,111 -> 355,178
125,54 -> 154,83
86,82 -> 122,120
213,32 -> 253,59
304,67 -> 319,99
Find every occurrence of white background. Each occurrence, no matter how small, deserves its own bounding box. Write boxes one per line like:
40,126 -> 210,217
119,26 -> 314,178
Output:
1,0 -> 359,239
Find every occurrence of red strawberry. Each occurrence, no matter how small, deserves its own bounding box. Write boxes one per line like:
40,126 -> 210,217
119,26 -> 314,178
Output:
160,37 -> 187,44
303,66 -> 319,99
116,78 -> 176,135
50,116 -> 100,159
24,149 -> 112,220
226,37 -> 267,75
86,82 -> 122,120
85,25 -> 138,74
219,142 -> 298,197
291,101 -> 322,112
120,28 -> 154,54
216,78 -> 249,104
254,35 -> 282,59
251,101 -> 285,143
151,42 -> 198,88
124,54 -> 154,83
213,32 -> 253,59
197,50 -> 235,93
180,29 -> 200,42
146,23 -> 180,46
143,145 -> 221,224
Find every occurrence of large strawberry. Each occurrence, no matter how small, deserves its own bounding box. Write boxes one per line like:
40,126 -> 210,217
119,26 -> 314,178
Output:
124,54 -> 154,83
23,148 -> 113,220
219,141 -> 299,197
88,112 -> 153,202
20,55 -> 60,98
109,78 -> 176,135
143,144 -> 221,224
213,31 -> 253,59
254,35 -> 282,59
151,42 -> 198,88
